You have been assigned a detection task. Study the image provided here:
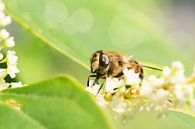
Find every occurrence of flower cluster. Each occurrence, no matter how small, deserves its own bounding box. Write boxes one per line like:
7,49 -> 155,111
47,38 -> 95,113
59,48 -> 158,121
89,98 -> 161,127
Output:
86,61 -> 195,118
0,1 -> 22,90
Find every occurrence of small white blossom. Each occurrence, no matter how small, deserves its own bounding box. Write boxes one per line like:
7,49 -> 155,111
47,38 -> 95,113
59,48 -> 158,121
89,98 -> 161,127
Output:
7,50 -> 18,64
0,29 -> 9,39
85,80 -> 100,95
123,68 -> 141,85
171,69 -> 186,83
174,84 -> 184,100
0,11 -> 5,19
140,80 -> 153,96
105,77 -> 122,93
0,53 -> 3,60
148,75 -> 164,87
0,68 -> 7,78
0,16 -> 11,26
5,37 -> 15,47
0,84 -> 9,90
152,89 -> 168,102
6,49 -> 19,79
0,1 -> 21,90
163,66 -> 171,76
110,96 -> 128,113
172,61 -> 183,70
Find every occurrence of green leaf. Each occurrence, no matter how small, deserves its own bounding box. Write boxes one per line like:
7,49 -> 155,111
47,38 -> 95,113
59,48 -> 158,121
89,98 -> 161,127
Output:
108,110 -> 195,129
0,102 -> 46,129
4,0 -> 193,71
10,22 -> 89,84
169,110 -> 195,129
0,75 -> 113,129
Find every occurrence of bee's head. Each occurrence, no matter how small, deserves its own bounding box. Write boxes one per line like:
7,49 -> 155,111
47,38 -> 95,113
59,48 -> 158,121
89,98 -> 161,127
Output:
90,50 -> 109,74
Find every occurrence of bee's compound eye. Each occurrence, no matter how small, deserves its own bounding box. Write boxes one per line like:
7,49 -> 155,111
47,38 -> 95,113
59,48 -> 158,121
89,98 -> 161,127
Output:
101,54 -> 109,66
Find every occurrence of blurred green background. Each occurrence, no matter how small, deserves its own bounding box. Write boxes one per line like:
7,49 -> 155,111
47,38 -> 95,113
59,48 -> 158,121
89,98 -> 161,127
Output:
3,0 -> 195,129
6,0 -> 194,85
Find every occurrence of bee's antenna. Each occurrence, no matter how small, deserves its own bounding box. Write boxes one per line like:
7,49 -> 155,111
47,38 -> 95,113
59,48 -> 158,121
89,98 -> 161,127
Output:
142,65 -> 162,71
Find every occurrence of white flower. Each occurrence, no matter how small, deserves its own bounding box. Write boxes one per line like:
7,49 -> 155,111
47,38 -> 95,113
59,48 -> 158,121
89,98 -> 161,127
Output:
7,65 -> 19,78
123,68 -> 141,85
148,75 -> 164,87
96,94 -> 106,106
139,106 -> 144,111
0,68 -> 7,78
171,69 -> 186,83
0,53 -> 3,60
5,37 -> 15,47
152,89 -> 168,102
105,77 -> 123,93
7,50 -> 18,65
85,80 -> 100,95
0,1 -> 22,90
0,79 -> 9,91
172,61 -> 183,70
174,84 -> 184,100
7,50 -> 19,78
0,11 -> 5,19
0,29 -> 9,39
110,96 -> 128,113
140,80 -> 153,96
0,16 -> 12,26
163,66 -> 171,76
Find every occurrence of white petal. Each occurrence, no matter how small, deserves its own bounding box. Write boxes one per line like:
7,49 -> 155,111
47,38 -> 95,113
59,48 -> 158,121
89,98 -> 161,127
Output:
0,53 -> 3,60
123,68 -> 141,85
0,11 -> 5,19
148,75 -> 164,87
162,66 -> 171,76
5,37 -> 15,47
0,29 -> 9,39
0,16 -> 12,26
105,77 -> 120,92
172,61 -> 183,69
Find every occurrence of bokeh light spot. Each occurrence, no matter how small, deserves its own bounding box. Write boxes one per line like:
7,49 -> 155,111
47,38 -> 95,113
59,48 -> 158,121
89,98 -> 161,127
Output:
69,8 -> 94,33
109,15 -> 147,50
44,1 -> 68,28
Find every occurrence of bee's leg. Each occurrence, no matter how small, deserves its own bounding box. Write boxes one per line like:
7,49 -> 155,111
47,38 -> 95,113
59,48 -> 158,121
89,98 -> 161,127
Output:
139,65 -> 144,80
87,75 -> 98,87
92,77 -> 100,86
96,81 -> 105,96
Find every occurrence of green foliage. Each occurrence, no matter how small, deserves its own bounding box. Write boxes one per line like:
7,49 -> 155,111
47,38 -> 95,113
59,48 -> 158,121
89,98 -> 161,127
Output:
0,103 -> 46,129
9,23 -> 89,84
110,111 -> 195,129
4,0 -> 193,71
0,75 -> 113,129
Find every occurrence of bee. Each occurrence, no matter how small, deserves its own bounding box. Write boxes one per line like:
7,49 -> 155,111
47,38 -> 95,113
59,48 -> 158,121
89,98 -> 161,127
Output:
87,50 -> 162,95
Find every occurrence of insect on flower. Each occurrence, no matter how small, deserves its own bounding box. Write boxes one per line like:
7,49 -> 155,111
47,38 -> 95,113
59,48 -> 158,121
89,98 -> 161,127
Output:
87,50 -> 162,95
